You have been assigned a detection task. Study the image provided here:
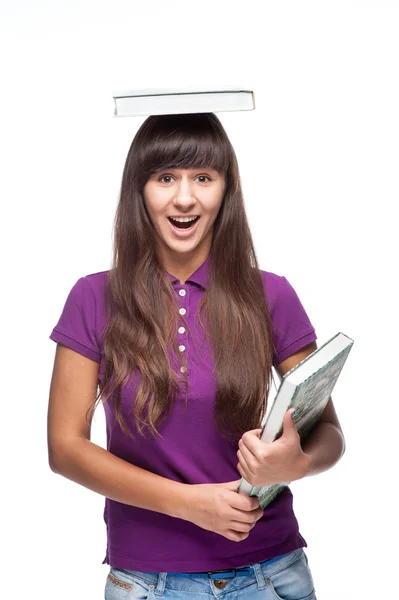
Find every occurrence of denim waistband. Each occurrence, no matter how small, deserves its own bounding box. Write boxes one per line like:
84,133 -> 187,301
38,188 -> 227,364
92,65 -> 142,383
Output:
168,553 -> 289,579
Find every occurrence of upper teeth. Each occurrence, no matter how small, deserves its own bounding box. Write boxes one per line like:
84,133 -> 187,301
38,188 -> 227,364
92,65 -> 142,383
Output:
170,216 -> 198,222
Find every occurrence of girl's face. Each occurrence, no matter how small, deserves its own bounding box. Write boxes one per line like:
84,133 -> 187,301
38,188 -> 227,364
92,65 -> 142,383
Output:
143,167 -> 226,260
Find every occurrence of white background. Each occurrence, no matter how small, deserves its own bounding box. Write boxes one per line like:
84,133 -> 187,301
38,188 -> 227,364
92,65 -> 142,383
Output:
1,1 -> 398,598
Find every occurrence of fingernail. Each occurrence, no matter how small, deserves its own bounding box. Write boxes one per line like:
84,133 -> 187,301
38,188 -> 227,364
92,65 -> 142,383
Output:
291,411 -> 296,418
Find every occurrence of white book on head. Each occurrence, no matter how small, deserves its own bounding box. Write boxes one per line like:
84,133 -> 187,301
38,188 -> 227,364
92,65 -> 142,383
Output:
112,86 -> 255,117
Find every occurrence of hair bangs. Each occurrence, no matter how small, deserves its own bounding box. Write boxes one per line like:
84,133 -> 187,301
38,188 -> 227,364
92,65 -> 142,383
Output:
137,114 -> 231,184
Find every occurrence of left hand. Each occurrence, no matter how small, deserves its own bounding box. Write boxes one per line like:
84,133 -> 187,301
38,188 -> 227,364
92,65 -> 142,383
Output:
236,408 -> 310,487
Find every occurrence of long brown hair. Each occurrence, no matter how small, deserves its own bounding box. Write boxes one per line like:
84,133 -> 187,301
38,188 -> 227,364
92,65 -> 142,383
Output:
88,113 -> 275,442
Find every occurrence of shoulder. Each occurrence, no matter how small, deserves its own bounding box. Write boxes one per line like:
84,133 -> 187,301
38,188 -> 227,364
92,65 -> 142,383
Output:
68,270 -> 110,328
258,268 -> 294,311
49,270 -> 111,362
81,269 -> 109,291
73,270 -> 110,307
259,268 -> 287,289
258,268 -> 317,365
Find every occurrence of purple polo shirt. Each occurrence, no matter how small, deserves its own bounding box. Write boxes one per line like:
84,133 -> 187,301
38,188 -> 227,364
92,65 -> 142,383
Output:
49,255 -> 317,572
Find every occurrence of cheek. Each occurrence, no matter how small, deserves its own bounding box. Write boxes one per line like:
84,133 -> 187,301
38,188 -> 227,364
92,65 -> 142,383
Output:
143,194 -> 163,221
205,192 -> 224,212
212,199 -> 224,220
142,190 -> 151,214
142,202 -> 154,224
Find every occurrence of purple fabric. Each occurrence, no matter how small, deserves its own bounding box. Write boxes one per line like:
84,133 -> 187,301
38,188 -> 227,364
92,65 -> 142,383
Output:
49,255 -> 317,572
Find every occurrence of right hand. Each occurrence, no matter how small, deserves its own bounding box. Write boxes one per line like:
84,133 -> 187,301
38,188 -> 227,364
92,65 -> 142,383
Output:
183,479 -> 264,542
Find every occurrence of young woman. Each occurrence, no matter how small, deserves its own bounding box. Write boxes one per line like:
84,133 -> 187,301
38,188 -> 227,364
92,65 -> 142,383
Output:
48,112 -> 345,599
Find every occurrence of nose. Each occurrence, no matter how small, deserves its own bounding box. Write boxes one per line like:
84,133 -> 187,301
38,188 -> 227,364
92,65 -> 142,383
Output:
173,177 -> 196,209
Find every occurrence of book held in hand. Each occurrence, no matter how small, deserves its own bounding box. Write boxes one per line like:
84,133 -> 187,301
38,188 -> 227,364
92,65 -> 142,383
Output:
237,332 -> 354,508
112,86 -> 255,117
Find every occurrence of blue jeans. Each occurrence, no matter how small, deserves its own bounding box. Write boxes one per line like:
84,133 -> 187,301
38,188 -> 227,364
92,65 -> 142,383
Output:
104,548 -> 317,599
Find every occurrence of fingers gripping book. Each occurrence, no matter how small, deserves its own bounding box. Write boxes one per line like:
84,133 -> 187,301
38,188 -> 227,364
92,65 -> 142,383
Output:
237,332 -> 354,508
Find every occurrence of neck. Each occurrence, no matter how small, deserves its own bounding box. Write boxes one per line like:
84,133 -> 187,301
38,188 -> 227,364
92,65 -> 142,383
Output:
161,247 -> 210,285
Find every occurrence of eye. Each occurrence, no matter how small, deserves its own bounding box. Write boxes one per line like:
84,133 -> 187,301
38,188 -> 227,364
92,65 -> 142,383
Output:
159,174 -> 174,184
157,174 -> 212,184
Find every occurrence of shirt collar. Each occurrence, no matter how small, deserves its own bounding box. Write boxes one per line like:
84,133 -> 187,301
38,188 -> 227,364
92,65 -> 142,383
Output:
165,254 -> 210,290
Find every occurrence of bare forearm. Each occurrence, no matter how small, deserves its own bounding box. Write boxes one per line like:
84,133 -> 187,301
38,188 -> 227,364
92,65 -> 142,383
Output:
50,438 -> 189,520
302,422 -> 346,477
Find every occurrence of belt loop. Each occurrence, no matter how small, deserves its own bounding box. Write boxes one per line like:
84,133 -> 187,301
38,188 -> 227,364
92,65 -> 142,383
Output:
154,572 -> 167,596
252,562 -> 267,590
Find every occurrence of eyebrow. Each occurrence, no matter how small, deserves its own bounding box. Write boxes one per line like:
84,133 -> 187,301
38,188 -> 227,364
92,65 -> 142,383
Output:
159,168 -> 218,174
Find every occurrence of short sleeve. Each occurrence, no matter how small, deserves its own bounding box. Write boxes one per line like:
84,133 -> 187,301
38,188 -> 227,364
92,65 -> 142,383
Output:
49,277 -> 102,363
269,275 -> 317,367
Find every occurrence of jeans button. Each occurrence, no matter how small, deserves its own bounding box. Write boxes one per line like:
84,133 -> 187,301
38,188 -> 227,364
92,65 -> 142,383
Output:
214,579 -> 227,589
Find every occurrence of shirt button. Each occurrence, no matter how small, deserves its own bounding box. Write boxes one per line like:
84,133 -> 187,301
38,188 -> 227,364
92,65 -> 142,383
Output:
179,308 -> 186,315
178,345 -> 186,352
180,366 -> 187,373
178,326 -> 185,334
179,289 -> 186,296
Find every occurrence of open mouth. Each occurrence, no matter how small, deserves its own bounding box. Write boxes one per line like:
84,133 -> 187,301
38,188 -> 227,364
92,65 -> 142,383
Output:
167,216 -> 200,230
